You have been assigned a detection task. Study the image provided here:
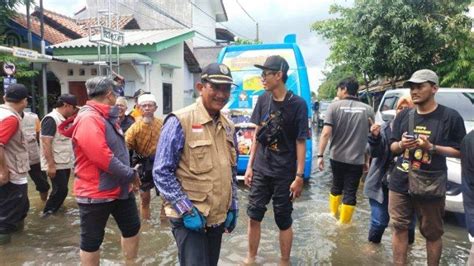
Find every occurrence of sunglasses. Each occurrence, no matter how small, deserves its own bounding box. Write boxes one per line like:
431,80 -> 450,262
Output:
261,71 -> 278,79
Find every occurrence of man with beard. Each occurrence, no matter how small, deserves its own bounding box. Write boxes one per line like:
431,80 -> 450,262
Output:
125,94 -> 163,220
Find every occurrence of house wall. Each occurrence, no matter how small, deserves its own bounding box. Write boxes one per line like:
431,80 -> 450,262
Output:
83,0 -> 192,29
81,0 -> 220,46
49,42 -> 188,118
192,0 -> 218,47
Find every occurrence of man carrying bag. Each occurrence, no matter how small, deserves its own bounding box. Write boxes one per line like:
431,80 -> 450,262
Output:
388,69 -> 466,265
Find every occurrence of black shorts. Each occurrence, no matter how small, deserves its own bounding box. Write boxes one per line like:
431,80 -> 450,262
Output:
247,171 -> 293,230
78,193 -> 141,252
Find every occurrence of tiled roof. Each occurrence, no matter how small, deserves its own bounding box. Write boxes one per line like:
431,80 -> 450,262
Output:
77,16 -> 137,33
32,8 -> 139,39
39,9 -> 88,36
34,8 -> 88,37
50,28 -> 193,48
11,14 -> 71,44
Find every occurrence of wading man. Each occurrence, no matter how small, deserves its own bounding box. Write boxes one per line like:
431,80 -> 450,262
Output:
154,63 -> 238,266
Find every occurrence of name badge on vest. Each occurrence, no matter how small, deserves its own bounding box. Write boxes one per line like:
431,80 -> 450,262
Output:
192,124 -> 203,133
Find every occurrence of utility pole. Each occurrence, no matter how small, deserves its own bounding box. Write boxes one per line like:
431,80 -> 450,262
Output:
26,0 -> 36,113
40,0 -> 47,115
256,22 -> 259,42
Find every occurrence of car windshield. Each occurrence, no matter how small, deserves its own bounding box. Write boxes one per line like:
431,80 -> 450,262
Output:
436,92 -> 474,121
320,102 -> 331,111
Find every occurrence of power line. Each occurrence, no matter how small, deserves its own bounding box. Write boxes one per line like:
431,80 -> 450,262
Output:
234,0 -> 259,41
235,0 -> 257,23
118,1 -> 217,43
188,0 -> 252,40
141,0 -> 217,43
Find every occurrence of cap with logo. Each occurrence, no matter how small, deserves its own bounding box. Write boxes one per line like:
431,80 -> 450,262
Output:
404,69 -> 439,86
5,83 -> 30,101
58,94 -> 78,107
254,55 -> 289,74
200,63 -> 234,85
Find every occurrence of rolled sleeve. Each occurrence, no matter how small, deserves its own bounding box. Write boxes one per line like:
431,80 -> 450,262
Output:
153,115 -> 192,215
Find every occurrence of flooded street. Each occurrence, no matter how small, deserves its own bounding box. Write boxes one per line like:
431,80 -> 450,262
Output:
0,130 -> 471,265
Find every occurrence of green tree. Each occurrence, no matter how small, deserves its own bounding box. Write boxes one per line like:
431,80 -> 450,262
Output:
312,0 -> 473,88
318,64 -> 361,100
232,38 -> 262,45
1,0 -> 38,103
1,0 -> 36,80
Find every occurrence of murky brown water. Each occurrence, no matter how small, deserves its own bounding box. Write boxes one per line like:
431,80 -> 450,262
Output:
0,131 -> 470,265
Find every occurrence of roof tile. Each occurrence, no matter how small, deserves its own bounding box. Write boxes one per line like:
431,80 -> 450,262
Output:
11,14 -> 72,44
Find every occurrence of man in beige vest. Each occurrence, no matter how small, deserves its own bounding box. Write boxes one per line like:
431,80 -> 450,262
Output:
153,63 -> 238,266
40,94 -> 77,216
0,84 -> 30,245
21,111 -> 50,201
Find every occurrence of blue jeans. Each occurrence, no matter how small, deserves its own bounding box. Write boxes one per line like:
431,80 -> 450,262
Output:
170,219 -> 225,266
369,186 -> 391,231
369,185 -> 415,243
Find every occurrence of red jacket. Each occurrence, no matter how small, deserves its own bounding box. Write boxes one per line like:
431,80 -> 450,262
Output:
59,101 -> 135,200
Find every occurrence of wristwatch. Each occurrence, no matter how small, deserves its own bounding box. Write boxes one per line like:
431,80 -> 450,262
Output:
296,173 -> 304,178
429,144 -> 437,155
317,154 -> 324,158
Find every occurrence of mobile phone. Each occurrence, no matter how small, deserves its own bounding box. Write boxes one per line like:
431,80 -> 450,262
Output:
289,191 -> 294,200
404,134 -> 416,140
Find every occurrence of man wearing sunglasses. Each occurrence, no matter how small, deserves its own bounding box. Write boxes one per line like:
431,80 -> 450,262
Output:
153,63 -> 238,266
244,55 -> 309,265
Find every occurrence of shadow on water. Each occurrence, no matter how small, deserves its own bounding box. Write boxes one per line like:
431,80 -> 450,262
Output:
0,126 -> 470,265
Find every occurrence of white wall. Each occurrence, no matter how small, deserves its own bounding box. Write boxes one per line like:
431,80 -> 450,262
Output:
83,0 -> 192,30
146,42 -> 187,118
192,0 -> 218,47
183,60 -> 196,106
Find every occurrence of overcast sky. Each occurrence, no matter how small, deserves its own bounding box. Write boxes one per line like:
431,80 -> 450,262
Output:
29,0 -> 356,91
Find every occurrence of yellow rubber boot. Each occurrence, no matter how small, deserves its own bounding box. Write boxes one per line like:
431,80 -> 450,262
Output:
329,194 -> 342,217
339,204 -> 356,224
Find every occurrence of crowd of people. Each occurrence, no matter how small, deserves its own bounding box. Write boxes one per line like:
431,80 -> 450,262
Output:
0,57 -> 472,266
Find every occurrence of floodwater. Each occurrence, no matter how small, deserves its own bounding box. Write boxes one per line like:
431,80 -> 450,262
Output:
0,130 -> 471,265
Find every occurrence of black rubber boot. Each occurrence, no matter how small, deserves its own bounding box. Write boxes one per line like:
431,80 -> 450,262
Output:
408,228 -> 415,245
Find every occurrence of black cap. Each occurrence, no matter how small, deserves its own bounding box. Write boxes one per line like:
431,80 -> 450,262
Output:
254,55 -> 289,74
5,84 -> 30,101
133,89 -> 146,98
200,63 -> 234,85
58,94 -> 78,107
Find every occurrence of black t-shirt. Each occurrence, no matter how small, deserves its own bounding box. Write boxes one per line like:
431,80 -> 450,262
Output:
41,117 -> 57,137
250,91 -> 309,178
462,131 -> 474,189
388,105 -> 466,193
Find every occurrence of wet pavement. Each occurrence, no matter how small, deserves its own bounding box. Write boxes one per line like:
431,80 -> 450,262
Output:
0,129 -> 471,265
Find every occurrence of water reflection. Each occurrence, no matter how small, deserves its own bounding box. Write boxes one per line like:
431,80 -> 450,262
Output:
0,129 -> 470,265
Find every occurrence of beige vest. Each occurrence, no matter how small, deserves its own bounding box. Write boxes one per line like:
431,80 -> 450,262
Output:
21,112 -> 41,165
0,105 -> 30,182
164,98 -> 237,225
40,109 -> 74,170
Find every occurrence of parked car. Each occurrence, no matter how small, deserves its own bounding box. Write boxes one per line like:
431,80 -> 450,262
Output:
375,88 -> 474,213
317,100 -> 332,127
